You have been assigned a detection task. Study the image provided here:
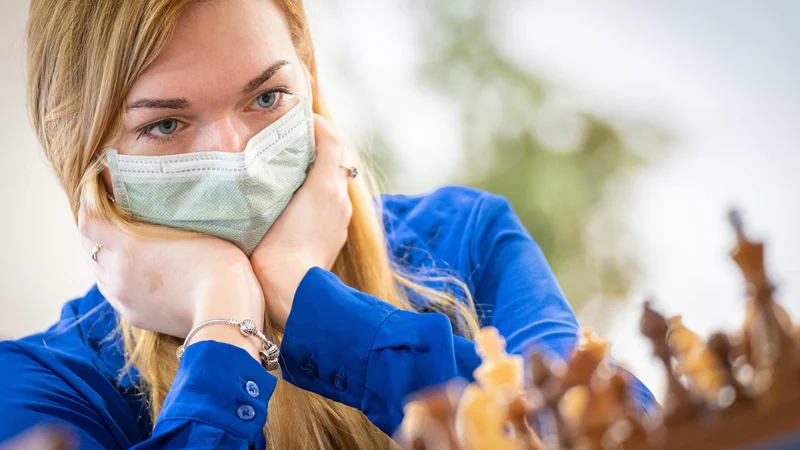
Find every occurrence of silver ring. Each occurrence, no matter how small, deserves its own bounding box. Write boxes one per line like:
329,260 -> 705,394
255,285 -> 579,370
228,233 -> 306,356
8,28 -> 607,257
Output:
90,244 -> 103,263
339,165 -> 358,179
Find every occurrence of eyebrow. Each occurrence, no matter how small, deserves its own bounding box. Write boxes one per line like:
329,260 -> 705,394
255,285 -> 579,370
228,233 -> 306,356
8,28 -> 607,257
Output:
125,60 -> 291,111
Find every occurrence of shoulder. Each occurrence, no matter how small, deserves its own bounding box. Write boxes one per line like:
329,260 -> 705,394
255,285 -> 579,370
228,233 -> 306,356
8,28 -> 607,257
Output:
381,184 -> 512,234
381,185 -> 518,277
0,287 -> 126,389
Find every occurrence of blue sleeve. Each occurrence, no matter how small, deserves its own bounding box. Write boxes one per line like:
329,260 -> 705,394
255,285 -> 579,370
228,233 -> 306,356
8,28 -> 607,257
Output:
280,267 -> 478,436
469,192 -> 657,412
0,341 -> 277,449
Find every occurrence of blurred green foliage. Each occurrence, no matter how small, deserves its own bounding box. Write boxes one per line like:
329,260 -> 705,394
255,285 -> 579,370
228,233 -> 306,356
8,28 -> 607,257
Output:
386,1 -> 669,312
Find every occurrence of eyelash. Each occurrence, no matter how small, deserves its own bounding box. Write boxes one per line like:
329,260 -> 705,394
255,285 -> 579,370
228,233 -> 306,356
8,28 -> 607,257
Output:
135,87 -> 294,144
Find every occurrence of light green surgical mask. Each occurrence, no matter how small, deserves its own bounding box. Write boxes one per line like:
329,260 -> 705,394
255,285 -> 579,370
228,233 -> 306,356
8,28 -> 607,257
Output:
106,98 -> 316,255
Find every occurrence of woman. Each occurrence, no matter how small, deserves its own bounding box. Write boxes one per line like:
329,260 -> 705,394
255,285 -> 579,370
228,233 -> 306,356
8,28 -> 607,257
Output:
0,0 -> 656,449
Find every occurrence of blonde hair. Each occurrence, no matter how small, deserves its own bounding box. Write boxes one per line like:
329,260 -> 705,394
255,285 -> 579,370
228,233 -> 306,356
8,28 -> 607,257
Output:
25,0 -> 480,448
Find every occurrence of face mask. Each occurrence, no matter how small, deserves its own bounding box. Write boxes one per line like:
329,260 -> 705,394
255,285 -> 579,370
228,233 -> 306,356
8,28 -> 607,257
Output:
106,97 -> 316,255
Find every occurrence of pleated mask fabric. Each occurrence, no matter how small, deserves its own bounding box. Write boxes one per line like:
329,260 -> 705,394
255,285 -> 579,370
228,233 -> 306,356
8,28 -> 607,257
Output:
106,97 -> 316,255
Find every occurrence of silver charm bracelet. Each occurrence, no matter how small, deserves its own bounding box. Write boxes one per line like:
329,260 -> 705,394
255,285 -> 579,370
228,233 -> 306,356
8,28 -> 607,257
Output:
176,319 -> 280,371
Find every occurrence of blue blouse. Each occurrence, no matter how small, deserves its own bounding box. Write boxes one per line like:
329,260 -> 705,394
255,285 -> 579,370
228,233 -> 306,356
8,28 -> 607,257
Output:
0,185 -> 655,449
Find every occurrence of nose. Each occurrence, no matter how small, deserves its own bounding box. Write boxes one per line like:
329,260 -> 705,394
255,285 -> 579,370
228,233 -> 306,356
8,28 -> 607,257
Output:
198,117 -> 253,154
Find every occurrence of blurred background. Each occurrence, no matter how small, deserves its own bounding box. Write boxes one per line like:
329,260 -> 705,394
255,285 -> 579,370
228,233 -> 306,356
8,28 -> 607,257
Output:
1,0 -> 798,401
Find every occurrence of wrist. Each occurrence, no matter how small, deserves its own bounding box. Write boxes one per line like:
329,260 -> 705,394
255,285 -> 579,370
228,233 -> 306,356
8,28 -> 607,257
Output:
254,260 -> 314,327
190,322 -> 263,362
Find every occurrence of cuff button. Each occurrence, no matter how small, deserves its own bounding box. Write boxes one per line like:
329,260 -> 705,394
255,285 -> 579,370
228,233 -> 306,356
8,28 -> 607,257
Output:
334,367 -> 347,391
246,381 -> 260,398
237,404 -> 256,421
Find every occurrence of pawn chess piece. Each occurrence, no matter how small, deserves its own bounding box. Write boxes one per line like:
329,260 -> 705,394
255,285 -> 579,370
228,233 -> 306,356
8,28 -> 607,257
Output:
667,315 -> 725,403
640,301 -> 705,425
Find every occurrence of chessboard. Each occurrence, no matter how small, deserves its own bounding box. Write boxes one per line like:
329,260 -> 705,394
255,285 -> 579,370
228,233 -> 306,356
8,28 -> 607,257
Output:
394,210 -> 800,450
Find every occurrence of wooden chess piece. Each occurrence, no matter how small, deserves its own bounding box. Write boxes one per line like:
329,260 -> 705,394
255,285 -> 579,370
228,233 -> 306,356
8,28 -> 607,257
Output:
499,385 -> 545,450
0,425 -> 74,450
397,401 -> 430,450
640,300 -> 705,425
707,331 -> 754,410
455,384 -> 517,450
474,327 -> 525,395
729,209 -> 800,406
574,368 -> 627,450
526,352 -> 568,449
667,315 -> 725,403
399,382 -> 464,450
560,329 -> 611,392
423,385 -> 463,450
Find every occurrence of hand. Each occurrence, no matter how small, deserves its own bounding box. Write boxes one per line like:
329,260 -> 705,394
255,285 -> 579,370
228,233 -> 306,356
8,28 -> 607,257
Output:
250,114 -> 353,329
78,207 -> 265,341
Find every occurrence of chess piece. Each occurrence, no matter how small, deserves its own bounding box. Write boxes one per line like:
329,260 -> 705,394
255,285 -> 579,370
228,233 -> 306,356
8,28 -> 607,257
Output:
0,425 -> 74,450
706,331 -> 754,410
455,384 -> 517,450
667,315 -> 725,402
526,352 -> 567,449
565,329 -> 612,389
500,385 -> 545,450
729,209 -> 800,406
640,300 -> 705,425
396,401 -> 430,450
574,368 -> 627,450
474,327 -> 525,396
399,383 -> 464,450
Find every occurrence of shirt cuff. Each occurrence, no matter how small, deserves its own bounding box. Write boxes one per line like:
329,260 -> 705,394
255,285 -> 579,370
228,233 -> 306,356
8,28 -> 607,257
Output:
155,340 -> 278,443
279,266 -> 398,409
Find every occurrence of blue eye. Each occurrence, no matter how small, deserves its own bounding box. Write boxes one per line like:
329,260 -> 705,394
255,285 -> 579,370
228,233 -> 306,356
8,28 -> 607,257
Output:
154,119 -> 178,136
257,91 -> 279,109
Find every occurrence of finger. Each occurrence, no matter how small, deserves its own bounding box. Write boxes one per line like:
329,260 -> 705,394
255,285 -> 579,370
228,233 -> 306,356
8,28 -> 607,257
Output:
312,114 -> 344,174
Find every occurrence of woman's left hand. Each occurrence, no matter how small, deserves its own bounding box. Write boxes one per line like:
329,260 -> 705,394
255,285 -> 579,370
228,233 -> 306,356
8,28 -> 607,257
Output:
250,114 -> 353,329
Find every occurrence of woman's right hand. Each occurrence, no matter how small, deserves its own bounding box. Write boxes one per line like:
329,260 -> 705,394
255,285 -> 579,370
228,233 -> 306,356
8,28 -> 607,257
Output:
77,204 -> 265,346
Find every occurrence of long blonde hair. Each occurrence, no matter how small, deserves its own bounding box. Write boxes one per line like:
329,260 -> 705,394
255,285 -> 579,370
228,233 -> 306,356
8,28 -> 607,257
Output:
26,0 -> 480,448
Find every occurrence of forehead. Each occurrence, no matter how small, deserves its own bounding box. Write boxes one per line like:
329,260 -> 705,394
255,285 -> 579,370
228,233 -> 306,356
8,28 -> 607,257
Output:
130,0 -> 296,99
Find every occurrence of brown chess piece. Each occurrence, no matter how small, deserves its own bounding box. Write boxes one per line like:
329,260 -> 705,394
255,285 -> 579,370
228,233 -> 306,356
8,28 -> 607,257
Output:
397,401 -> 430,450
729,209 -> 800,406
640,300 -> 705,425
667,315 -> 725,403
607,372 -> 650,449
557,329 -> 611,394
0,425 -> 74,450
500,385 -> 545,450
422,385 -> 463,450
707,331 -> 754,410
526,352 -> 568,449
574,368 -> 627,450
399,382 -> 465,450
